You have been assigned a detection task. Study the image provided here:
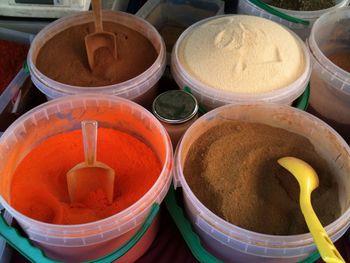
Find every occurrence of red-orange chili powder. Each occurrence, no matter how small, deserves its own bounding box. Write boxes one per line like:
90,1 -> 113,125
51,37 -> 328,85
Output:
10,128 -> 161,225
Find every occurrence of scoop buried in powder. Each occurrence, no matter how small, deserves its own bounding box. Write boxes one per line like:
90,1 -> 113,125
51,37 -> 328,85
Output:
278,157 -> 345,263
85,0 -> 117,71
67,120 -> 115,204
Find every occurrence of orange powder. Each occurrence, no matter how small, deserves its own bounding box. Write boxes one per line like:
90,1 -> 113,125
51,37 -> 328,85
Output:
10,128 -> 161,225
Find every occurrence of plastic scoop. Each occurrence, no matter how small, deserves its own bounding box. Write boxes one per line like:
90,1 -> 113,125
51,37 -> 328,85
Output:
278,156 -> 345,263
67,120 -> 115,204
85,0 -> 117,70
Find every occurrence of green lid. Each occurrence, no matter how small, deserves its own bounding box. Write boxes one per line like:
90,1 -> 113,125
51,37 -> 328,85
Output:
152,90 -> 198,124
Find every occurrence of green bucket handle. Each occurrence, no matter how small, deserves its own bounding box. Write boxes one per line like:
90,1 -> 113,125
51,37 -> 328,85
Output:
248,0 -> 310,26
165,187 -> 223,263
166,181 -> 319,263
295,83 -> 310,111
0,203 -> 160,263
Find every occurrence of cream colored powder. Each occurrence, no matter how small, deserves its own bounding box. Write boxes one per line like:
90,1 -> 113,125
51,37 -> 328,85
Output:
178,16 -> 305,93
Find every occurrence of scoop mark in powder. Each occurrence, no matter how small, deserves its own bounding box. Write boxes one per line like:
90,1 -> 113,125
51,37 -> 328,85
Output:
213,21 -> 249,51
212,20 -> 283,74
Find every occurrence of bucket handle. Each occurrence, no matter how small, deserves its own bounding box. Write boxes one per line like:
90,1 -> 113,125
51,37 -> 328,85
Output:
294,83 -> 310,110
165,186 -> 223,263
248,0 -> 310,26
166,185 -> 321,263
0,203 -> 160,263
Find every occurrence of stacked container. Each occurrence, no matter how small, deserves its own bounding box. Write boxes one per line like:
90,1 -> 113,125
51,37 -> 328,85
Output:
308,7 -> 350,143
237,0 -> 350,40
136,0 -> 224,64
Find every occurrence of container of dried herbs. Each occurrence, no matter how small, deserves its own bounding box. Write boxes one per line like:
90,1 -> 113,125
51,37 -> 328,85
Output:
237,0 -> 350,40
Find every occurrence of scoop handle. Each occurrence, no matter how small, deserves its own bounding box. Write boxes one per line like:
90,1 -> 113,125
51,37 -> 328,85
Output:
92,0 -> 103,32
300,194 -> 345,263
82,120 -> 98,166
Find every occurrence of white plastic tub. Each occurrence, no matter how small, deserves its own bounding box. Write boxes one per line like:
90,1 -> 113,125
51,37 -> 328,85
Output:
28,11 -> 166,108
308,7 -> 350,143
173,103 -> 350,263
0,95 -> 173,262
237,0 -> 350,40
171,15 -> 311,111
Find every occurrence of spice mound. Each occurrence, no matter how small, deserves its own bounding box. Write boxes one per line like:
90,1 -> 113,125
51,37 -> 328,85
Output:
11,128 -> 161,225
0,40 -> 29,94
183,121 -> 340,235
270,0 -> 335,11
178,15 -> 305,93
36,22 -> 157,87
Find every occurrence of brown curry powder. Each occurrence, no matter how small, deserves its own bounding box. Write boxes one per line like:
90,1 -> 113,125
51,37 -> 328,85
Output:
183,121 -> 340,235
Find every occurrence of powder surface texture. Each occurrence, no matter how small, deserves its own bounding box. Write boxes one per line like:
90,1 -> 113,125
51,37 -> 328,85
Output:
183,121 -> 340,235
36,22 -> 157,87
10,128 -> 161,225
178,16 -> 305,93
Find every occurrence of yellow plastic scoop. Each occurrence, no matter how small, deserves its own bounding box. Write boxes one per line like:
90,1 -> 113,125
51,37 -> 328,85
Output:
85,0 -> 117,70
278,157 -> 345,263
67,120 -> 115,204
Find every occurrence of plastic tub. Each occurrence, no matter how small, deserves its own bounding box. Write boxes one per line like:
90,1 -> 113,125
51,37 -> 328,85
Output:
0,28 -> 33,262
0,94 -> 173,262
173,103 -> 350,263
171,15 -> 312,111
136,0 -> 224,64
0,27 -> 33,113
308,7 -> 350,144
28,11 -> 166,108
237,0 -> 350,41
102,0 -> 130,11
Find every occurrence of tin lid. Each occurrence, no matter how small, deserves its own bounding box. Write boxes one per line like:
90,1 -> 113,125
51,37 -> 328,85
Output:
152,90 -> 198,124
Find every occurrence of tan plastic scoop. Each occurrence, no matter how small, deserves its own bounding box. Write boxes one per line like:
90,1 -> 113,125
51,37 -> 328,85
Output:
85,0 -> 117,70
67,120 -> 115,204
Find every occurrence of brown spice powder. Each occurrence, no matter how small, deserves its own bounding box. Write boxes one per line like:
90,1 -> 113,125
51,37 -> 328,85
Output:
183,121 -> 340,235
327,50 -> 350,73
36,22 -> 157,87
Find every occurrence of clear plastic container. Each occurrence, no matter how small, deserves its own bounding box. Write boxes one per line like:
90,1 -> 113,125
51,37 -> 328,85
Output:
0,27 -> 33,113
171,15 -> 312,111
173,103 -> 350,263
28,11 -> 166,108
135,0 -> 224,64
308,7 -> 350,144
0,20 -> 51,34
0,94 -> 173,262
237,0 -> 350,40
0,28 -> 33,262
102,0 -> 130,11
